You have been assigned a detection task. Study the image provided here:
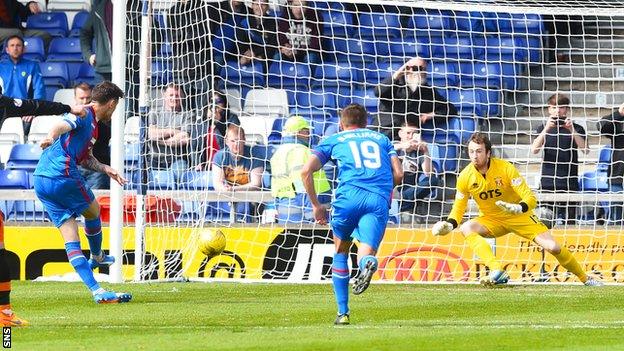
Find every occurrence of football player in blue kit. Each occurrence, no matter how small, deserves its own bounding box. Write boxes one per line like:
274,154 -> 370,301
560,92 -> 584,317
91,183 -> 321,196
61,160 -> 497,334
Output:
301,104 -> 403,325
33,81 -> 131,304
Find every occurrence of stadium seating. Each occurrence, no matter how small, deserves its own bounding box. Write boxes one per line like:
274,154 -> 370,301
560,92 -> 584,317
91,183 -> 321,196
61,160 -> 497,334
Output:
53,88 -> 74,105
428,61 -> 460,87
28,115 -> 62,144
74,62 -> 95,85
23,37 -> 46,61
6,144 -> 43,171
149,170 -> 176,190
580,170 -> 609,192
8,200 -> 49,221
69,10 -> 89,36
180,171 -> 213,190
322,10 -> 355,37
124,116 -> 140,143
598,145 -> 612,171
47,37 -> 84,62
267,61 -> 311,90
358,12 -> 402,39
0,118 -> 25,144
26,12 -> 69,37
0,170 -> 30,189
39,61 -> 70,88
220,61 -> 265,90
151,60 -> 173,86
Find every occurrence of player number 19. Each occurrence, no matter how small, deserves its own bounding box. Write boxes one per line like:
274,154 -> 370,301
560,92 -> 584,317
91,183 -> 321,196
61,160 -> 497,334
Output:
348,140 -> 381,169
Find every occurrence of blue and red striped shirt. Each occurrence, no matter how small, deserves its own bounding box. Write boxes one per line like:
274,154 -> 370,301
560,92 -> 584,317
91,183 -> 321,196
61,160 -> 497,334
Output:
34,107 -> 99,179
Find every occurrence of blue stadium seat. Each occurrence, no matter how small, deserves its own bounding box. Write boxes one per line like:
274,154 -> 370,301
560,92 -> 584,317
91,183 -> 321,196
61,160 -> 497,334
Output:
428,61 -> 460,87
430,143 -> 460,173
220,61 -> 265,89
22,37 -> 45,61
26,12 -> 68,37
598,145 -> 612,171
409,9 -> 452,32
455,11 -> 485,32
39,61 -> 69,88
485,35 -> 526,62
267,61 -> 311,89
314,62 -> 361,89
8,200 -> 48,222
47,37 -> 83,62
387,38 -> 429,60
325,37 -> 373,64
268,118 -> 283,144
322,10 -> 354,37
348,88 -> 378,114
75,62 -> 95,85
149,170 -> 176,190
499,62 -> 522,90
70,10 -> 89,37
580,170 -> 609,192
446,89 -> 482,117
486,13 -> 544,34
358,12 -> 402,39
295,89 -> 338,110
364,60 -> 402,87
436,35 -> 485,60
0,170 -> 29,189
461,62 -> 503,88
516,35 -> 542,64
158,41 -> 173,58
151,60 -> 173,86
449,117 -> 477,143
180,171 -> 213,190
209,201 -> 253,223
6,144 -> 42,171
480,88 -> 501,116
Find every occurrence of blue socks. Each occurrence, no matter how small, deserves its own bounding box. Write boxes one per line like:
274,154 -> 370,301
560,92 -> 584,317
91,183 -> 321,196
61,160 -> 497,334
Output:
332,253 -> 350,315
84,218 -> 102,257
65,241 -> 100,292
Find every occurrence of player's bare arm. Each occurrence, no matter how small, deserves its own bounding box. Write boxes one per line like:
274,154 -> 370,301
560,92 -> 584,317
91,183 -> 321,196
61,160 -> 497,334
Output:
40,121 -> 73,149
81,151 -> 128,186
390,155 -> 403,186
301,155 -> 326,225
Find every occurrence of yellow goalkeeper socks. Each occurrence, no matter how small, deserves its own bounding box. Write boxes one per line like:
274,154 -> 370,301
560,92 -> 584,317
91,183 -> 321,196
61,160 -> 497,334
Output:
464,233 -> 502,271
553,246 -> 588,283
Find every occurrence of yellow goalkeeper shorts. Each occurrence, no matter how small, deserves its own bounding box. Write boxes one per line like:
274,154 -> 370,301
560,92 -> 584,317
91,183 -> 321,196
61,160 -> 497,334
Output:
472,214 -> 549,241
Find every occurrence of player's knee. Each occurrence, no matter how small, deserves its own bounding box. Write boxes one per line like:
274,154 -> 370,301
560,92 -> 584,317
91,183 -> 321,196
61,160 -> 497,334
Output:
459,221 -> 477,236
543,242 -> 561,255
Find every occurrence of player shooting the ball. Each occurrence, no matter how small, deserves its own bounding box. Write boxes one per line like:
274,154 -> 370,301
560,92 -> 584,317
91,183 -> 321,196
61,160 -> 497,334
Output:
432,132 -> 602,286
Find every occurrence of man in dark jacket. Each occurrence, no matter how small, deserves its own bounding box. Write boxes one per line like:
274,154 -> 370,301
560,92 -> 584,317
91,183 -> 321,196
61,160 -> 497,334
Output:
277,0 -> 321,64
598,102 -> 624,222
0,0 -> 50,48
236,0 -> 279,73
373,57 -> 457,141
80,0 -> 113,82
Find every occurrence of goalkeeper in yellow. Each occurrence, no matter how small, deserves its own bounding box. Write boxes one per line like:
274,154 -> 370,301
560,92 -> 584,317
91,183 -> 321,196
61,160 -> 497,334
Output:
432,132 -> 602,286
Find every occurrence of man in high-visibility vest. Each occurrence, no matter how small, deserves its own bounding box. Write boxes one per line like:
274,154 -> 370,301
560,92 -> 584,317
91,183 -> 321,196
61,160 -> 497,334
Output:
270,116 -> 331,223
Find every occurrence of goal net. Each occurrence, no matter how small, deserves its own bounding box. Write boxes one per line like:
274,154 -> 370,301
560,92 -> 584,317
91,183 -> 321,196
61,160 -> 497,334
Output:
120,0 -> 624,284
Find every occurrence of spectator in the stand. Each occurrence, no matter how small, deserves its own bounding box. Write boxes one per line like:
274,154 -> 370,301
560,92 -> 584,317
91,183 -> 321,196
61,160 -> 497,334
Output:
191,90 -> 241,170
148,83 -> 193,178
70,83 -> 110,189
270,116 -> 330,222
374,57 -> 457,141
0,35 -> 45,135
277,0 -> 321,65
235,0 -> 279,72
394,121 -> 439,214
212,124 -> 263,192
0,0 -> 51,49
531,93 -> 588,224
597,102 -> 624,222
80,0 -> 112,82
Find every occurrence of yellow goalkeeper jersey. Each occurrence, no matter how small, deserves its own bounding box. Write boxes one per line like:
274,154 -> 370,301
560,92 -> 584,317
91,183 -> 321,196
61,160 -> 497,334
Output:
448,157 -> 537,225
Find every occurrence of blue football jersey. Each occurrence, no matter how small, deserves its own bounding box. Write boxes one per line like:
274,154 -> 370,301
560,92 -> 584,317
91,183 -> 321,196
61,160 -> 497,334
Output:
312,128 -> 397,202
34,107 -> 99,179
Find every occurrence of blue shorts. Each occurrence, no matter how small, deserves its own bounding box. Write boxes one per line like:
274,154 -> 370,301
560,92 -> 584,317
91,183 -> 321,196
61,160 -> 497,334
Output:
330,186 -> 389,250
34,175 -> 95,227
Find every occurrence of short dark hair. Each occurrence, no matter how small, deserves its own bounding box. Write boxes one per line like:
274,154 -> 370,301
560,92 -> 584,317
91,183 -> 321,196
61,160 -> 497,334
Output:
468,132 -> 492,153
547,93 -> 570,107
91,81 -> 124,104
5,35 -> 23,45
73,82 -> 92,92
340,104 -> 368,128
401,120 -> 418,128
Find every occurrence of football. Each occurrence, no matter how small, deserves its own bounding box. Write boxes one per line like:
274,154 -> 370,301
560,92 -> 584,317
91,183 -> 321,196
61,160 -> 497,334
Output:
198,228 -> 226,258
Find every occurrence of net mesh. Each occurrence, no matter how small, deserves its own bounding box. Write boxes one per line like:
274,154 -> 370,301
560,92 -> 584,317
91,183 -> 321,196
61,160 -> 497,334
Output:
117,0 -> 624,283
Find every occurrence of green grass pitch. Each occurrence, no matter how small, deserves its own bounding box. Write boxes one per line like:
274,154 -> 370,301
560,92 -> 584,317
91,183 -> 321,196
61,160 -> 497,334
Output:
10,281 -> 624,350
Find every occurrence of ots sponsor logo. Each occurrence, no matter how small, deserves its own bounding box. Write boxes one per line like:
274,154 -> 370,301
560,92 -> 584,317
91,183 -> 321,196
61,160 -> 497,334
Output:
378,247 -> 470,282
262,229 -> 357,281
478,189 -> 502,200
